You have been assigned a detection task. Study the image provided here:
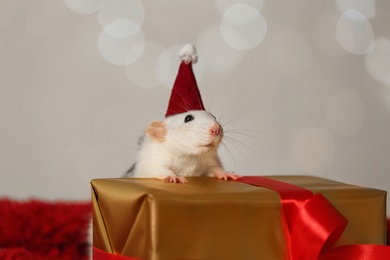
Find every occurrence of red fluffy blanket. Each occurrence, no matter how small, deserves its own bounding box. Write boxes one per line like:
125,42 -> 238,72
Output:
0,198 -> 388,260
0,199 -> 92,260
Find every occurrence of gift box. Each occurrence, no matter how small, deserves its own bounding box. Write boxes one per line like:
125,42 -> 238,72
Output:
91,176 -> 387,259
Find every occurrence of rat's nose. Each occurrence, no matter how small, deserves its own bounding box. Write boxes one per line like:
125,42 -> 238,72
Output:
210,125 -> 221,136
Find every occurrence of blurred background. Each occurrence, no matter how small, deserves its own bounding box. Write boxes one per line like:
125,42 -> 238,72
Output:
1,0 -> 389,212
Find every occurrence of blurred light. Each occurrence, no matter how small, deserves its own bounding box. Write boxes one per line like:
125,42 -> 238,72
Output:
97,30 -> 145,66
313,11 -> 345,56
335,0 -> 375,19
124,42 -> 171,88
365,37 -> 390,85
220,4 -> 267,50
215,0 -> 264,14
98,0 -> 144,38
268,29 -> 313,76
326,89 -> 365,136
198,24 -> 244,73
336,9 -> 374,54
293,127 -> 335,174
64,0 -> 105,14
103,18 -> 140,38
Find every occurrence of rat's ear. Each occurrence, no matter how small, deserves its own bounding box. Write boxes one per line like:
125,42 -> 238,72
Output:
145,121 -> 166,142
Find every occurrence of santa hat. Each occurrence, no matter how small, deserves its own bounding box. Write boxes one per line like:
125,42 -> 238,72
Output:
165,44 -> 205,117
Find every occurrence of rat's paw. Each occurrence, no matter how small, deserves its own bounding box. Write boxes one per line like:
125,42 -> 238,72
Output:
215,171 -> 242,181
163,176 -> 188,184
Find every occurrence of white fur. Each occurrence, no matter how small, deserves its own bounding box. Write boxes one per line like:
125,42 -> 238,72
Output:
133,110 -> 223,180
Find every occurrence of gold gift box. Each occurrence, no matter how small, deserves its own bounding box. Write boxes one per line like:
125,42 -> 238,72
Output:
91,176 -> 387,259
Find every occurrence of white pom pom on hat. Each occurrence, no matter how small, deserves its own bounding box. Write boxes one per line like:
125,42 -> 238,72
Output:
178,43 -> 198,64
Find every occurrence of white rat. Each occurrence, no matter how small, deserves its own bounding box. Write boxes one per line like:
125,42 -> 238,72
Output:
126,43 -> 241,183
131,110 -> 241,183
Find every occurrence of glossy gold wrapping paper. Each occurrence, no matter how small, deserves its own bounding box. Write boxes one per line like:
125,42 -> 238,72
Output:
91,176 -> 387,260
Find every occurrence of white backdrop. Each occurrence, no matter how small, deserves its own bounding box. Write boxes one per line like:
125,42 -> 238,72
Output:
1,0 -> 389,213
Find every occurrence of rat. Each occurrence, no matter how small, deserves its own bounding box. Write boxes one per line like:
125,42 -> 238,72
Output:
130,110 -> 241,183
125,43 -> 241,183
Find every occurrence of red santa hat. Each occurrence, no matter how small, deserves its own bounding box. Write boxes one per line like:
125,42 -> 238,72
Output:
165,43 -> 205,117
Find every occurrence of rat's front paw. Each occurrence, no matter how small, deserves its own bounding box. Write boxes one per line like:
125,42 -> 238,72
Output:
215,171 -> 242,181
163,176 -> 188,183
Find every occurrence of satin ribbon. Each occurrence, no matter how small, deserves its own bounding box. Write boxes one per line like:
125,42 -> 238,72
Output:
237,176 -> 390,260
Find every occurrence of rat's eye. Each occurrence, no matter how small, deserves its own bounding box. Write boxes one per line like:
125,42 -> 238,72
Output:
184,114 -> 194,123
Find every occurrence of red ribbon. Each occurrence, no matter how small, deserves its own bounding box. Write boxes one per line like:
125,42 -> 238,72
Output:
238,176 -> 390,260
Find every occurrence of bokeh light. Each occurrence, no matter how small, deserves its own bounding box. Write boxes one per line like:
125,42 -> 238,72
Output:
64,0 -> 105,14
197,24 -> 244,73
313,10 -> 346,56
124,42 -> 171,88
326,88 -> 365,136
215,0 -> 264,14
268,29 -> 313,76
293,127 -> 335,174
220,4 -> 267,50
102,19 -> 141,39
335,0 -> 375,19
97,0 -> 144,38
97,30 -> 145,66
365,37 -> 390,85
336,9 -> 374,54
